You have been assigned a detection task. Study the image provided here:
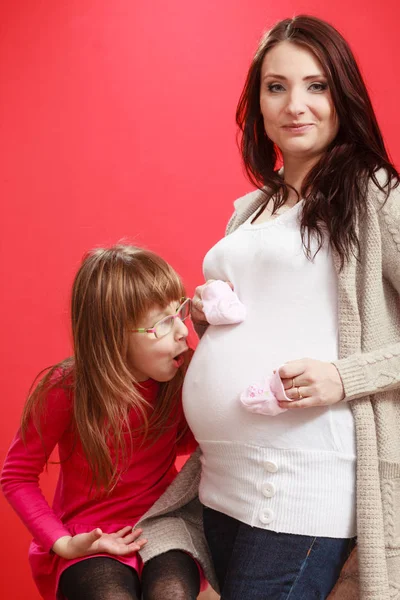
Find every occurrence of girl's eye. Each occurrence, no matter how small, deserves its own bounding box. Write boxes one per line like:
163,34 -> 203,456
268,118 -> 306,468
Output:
267,83 -> 285,93
309,82 -> 328,92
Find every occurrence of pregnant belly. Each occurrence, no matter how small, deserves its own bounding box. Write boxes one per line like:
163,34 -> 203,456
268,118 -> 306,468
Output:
183,325 -> 354,453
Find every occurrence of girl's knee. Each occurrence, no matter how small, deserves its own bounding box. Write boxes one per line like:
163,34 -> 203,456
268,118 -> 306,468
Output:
143,577 -> 197,600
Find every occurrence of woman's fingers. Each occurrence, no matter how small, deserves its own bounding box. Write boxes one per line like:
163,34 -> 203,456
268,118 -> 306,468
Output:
278,397 -> 314,409
192,279 -> 234,324
284,384 -> 308,401
191,282 -> 210,323
281,376 -> 308,391
279,360 -> 307,380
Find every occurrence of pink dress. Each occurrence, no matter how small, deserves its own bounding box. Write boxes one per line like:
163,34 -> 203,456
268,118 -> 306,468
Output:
1,378 -> 197,599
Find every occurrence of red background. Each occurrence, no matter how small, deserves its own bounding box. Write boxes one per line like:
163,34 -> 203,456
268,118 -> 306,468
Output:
1,1 -> 399,598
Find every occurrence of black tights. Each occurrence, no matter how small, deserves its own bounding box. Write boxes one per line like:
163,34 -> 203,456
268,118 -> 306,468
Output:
59,550 -> 200,600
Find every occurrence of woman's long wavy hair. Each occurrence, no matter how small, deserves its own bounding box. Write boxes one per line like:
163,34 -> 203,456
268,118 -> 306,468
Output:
21,245 -> 189,493
236,14 -> 399,266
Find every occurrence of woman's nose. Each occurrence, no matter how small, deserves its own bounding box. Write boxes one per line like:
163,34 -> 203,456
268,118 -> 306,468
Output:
285,89 -> 306,116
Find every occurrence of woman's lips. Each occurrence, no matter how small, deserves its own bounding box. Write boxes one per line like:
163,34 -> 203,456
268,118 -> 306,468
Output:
282,123 -> 314,134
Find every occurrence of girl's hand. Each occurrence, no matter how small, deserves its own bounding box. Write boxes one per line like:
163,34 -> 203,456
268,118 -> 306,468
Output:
191,280 -> 233,323
278,358 -> 345,409
52,526 -> 147,559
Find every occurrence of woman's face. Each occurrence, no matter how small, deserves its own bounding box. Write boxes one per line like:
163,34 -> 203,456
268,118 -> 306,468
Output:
259,41 -> 339,164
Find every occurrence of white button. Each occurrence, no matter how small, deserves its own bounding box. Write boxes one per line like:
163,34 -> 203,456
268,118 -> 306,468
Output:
259,508 -> 275,524
264,460 -> 278,473
261,482 -> 276,498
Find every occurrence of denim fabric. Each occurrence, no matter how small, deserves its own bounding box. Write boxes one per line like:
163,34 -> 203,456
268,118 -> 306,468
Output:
203,507 -> 355,600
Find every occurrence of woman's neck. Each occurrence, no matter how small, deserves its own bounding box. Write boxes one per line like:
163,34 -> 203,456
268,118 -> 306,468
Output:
282,155 -> 320,203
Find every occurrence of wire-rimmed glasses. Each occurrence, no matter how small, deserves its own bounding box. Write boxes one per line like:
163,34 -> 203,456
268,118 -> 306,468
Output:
130,298 -> 191,339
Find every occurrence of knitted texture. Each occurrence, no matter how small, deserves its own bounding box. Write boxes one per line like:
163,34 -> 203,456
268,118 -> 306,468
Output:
137,448 -> 218,593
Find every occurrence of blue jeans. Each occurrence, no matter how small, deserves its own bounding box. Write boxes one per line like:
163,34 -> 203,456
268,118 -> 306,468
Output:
203,507 -> 355,600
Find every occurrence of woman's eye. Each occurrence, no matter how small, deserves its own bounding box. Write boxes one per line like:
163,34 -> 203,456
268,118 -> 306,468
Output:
267,83 -> 285,93
309,82 -> 328,92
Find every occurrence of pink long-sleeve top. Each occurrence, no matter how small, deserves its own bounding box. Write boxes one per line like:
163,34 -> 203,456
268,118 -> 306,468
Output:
1,377 -> 196,599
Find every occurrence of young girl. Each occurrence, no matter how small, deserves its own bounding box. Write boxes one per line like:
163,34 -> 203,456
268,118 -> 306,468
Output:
1,244 -> 203,600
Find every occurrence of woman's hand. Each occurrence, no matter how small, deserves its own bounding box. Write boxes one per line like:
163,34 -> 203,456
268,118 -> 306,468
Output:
278,358 -> 345,409
52,526 -> 146,559
191,280 -> 233,323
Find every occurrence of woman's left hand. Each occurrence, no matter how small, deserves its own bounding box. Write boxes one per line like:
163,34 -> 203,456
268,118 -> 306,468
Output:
278,359 -> 345,409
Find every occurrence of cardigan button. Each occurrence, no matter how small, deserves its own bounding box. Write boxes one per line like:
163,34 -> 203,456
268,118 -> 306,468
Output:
261,482 -> 276,498
259,508 -> 275,524
264,460 -> 278,473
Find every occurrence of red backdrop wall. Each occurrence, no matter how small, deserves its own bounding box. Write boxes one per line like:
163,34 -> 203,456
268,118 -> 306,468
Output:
1,1 -> 399,597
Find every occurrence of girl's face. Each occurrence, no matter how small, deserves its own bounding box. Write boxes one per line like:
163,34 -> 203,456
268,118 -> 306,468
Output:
126,300 -> 189,382
259,41 -> 339,164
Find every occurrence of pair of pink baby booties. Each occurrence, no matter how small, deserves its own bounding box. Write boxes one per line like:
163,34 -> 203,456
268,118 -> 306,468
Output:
201,281 -> 290,416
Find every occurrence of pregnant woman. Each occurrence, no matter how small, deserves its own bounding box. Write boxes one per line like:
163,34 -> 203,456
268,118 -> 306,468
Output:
182,14 -> 400,600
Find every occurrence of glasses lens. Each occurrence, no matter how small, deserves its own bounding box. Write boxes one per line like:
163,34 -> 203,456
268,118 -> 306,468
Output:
178,299 -> 191,321
154,316 -> 174,338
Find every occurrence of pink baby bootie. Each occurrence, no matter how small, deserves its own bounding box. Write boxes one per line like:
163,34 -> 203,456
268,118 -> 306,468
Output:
201,280 -> 246,325
240,369 -> 291,416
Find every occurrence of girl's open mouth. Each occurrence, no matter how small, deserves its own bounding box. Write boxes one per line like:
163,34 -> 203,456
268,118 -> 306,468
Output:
173,353 -> 185,368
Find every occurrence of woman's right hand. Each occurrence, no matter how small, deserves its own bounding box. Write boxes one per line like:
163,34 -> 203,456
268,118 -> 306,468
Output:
52,526 -> 147,559
191,281 -> 213,324
191,280 -> 234,324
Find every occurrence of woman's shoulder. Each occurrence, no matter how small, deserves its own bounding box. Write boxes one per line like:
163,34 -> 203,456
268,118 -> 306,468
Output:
226,188 -> 267,235
232,188 -> 265,213
367,168 -> 400,208
365,170 -> 400,249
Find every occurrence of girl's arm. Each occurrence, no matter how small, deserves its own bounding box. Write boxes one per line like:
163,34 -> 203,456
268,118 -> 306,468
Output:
1,385 -> 73,551
51,526 -> 146,559
1,384 -> 146,558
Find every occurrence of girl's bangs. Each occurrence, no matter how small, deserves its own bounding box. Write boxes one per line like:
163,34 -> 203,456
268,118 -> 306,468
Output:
129,261 -> 186,324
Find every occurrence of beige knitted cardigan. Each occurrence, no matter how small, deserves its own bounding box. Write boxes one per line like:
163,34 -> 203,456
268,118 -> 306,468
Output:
137,172 -> 400,600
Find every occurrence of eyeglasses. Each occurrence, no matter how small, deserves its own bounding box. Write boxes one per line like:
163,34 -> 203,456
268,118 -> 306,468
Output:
130,298 -> 191,339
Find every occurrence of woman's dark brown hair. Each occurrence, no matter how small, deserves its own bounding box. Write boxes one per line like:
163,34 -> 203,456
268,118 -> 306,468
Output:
236,14 -> 399,265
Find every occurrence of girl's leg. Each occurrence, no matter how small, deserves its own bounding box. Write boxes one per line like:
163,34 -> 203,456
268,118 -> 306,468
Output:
59,557 -> 141,600
141,549 -> 200,600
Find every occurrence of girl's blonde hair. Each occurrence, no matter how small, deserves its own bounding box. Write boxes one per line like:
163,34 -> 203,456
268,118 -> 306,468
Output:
22,244 -> 188,492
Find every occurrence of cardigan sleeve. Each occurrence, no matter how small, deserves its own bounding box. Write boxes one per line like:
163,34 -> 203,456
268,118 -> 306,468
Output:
333,184 -> 400,400
379,182 -> 400,295
0,385 -> 73,551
